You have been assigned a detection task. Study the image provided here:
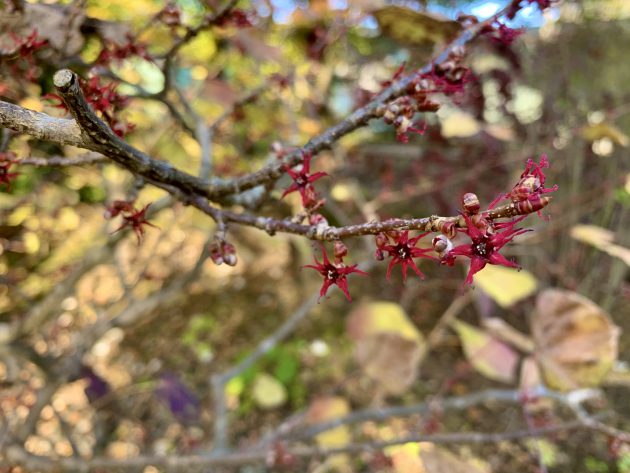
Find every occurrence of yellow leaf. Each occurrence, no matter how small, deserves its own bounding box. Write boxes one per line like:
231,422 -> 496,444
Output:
307,397 -> 351,447
571,224 -> 630,267
473,265 -> 537,308
347,302 -> 426,395
347,301 -> 423,343
251,373 -> 287,410
439,110 -> 481,138
451,320 -> 519,383
580,122 -> 629,147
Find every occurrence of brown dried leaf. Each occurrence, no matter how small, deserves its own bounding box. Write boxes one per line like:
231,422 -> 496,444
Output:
532,289 -> 620,391
355,332 -> 423,395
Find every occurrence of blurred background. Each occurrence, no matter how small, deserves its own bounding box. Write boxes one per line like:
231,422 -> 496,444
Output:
1,0 -> 630,471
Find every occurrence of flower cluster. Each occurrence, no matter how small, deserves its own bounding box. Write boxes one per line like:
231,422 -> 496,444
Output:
303,156 -> 556,300
304,243 -> 367,302
489,154 -> 558,217
45,76 -> 134,137
0,152 -> 20,191
482,21 -> 525,46
379,50 -> 472,142
375,230 -> 436,281
3,30 -> 48,81
105,200 -> 157,243
96,35 -> 152,66
439,211 -> 529,285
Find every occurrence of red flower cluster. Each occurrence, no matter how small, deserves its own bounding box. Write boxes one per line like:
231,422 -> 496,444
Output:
105,200 -> 157,243
375,230 -> 436,282
489,154 -> 558,217
0,152 -> 20,191
216,9 -> 254,28
304,244 -> 367,302
96,36 -> 152,65
4,30 -> 48,81
441,213 -> 529,285
483,21 -> 525,46
281,152 -> 328,208
45,77 -> 134,137
380,51 -> 472,142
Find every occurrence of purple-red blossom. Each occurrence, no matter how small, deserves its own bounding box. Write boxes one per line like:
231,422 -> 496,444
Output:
484,21 -> 525,46
443,213 -> 529,285
106,202 -> 157,244
281,153 -> 328,208
0,152 -> 19,191
376,230 -> 436,282
304,245 -> 367,302
489,154 -> 558,215
216,9 -> 254,28
5,30 -> 48,81
96,35 -> 152,65
45,76 -> 135,137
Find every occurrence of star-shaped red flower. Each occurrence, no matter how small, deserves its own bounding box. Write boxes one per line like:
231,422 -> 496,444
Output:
304,245 -> 367,302
281,153 -> 327,207
111,203 -> 158,244
447,213 -> 529,285
377,230 -> 436,282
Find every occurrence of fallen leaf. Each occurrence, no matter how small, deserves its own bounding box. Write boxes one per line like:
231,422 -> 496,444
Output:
451,320 -> 519,383
532,289 -> 620,391
420,443 -> 490,473
347,302 -> 425,395
306,396 -> 351,447
252,373 -> 287,409
474,265 -> 537,308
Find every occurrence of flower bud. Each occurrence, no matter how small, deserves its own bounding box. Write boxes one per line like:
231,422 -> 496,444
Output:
432,235 -> 453,254
333,240 -> 348,260
462,192 -> 480,214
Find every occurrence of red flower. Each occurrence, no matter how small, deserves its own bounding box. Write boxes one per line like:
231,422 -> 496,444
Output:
489,154 -> 558,215
377,231 -> 436,282
281,153 -> 328,207
96,35 -> 152,65
484,21 -> 524,46
109,203 -> 158,244
44,77 -> 134,137
0,152 -> 19,191
445,213 -> 529,285
304,245 -> 367,302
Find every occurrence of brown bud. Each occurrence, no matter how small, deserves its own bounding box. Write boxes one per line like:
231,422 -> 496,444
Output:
333,240 -> 348,260
462,192 -> 480,214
